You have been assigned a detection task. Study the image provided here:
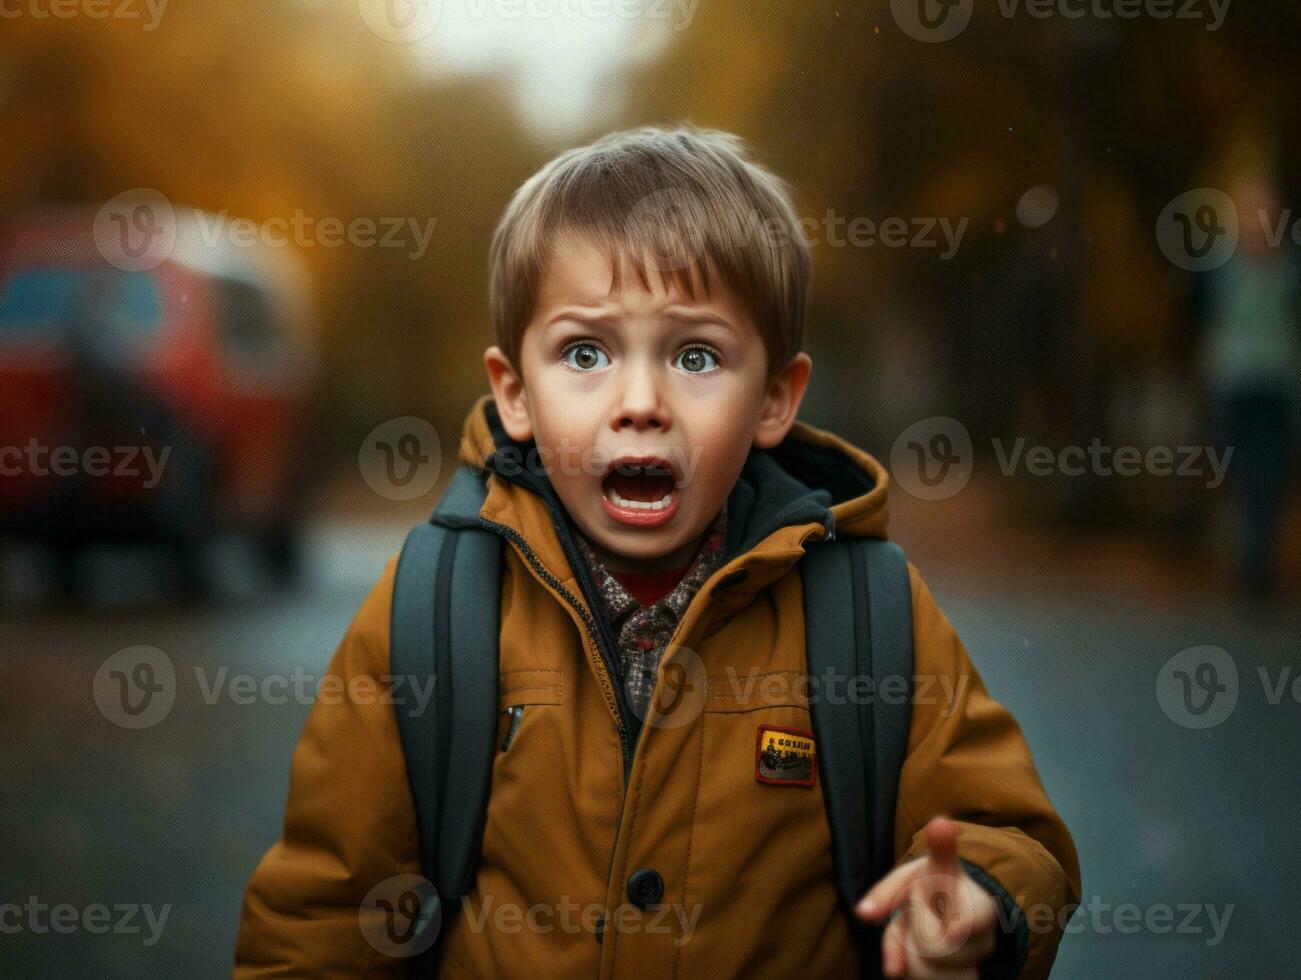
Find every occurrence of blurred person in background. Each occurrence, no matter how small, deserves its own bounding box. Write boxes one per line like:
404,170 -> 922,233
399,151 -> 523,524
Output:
1199,166 -> 1301,599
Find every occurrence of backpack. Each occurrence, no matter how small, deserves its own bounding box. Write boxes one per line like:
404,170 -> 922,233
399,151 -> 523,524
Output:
388,465 -> 913,979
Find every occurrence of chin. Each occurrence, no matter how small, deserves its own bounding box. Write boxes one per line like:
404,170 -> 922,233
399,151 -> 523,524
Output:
586,517 -> 696,566
600,526 -> 682,557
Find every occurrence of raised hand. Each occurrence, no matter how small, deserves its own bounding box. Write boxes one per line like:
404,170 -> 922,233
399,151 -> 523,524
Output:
855,816 -> 998,978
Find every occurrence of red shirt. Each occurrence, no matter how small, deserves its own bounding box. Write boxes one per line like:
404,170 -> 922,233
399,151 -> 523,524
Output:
607,564 -> 691,608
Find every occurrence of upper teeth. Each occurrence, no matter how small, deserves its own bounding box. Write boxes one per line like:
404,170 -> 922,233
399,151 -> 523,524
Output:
604,485 -> 674,510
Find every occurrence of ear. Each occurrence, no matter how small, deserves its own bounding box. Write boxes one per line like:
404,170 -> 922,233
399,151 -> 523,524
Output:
752,352 -> 812,450
483,345 -> 534,442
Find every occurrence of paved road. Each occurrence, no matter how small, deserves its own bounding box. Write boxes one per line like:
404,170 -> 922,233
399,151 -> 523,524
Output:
923,570 -> 1300,979
1,522 -> 1296,977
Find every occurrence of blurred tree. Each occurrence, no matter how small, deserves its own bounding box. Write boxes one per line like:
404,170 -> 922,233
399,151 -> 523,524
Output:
2,0 -> 1299,535
0,1 -> 543,454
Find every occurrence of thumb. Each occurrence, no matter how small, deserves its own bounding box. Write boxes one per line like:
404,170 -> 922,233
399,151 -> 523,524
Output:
923,815 -> 961,872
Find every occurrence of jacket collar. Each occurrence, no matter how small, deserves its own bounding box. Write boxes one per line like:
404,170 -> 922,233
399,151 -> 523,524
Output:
453,392 -> 892,614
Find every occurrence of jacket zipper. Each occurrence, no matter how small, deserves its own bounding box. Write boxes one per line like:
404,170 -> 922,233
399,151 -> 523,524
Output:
480,519 -> 634,778
500,705 -> 524,751
481,516 -> 703,952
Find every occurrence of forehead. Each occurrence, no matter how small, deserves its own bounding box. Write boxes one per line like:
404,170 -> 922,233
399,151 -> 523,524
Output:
533,233 -> 750,323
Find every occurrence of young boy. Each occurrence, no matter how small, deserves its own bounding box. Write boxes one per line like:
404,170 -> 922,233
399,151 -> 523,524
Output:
235,126 -> 1080,978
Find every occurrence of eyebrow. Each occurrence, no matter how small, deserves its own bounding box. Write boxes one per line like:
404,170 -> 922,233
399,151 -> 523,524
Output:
543,307 -> 739,336
543,310 -> 619,332
663,310 -> 739,336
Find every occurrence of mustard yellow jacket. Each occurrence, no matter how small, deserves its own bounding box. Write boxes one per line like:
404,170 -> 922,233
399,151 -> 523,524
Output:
235,394 -> 1081,978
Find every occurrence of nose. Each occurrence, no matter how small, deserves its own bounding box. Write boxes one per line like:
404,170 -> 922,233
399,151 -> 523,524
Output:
612,361 -> 670,433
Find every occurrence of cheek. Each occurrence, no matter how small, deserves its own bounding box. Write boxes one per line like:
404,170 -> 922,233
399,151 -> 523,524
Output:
687,419 -> 758,497
690,387 -> 760,443
528,410 -> 597,495
531,367 -> 601,428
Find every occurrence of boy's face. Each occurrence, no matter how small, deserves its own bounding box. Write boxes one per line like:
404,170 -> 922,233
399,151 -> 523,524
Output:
485,234 -> 811,573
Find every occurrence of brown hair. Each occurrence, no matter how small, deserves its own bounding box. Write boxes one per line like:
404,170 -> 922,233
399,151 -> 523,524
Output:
489,125 -> 810,380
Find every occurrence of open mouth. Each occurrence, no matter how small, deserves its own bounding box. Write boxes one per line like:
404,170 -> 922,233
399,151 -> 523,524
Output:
600,457 -> 680,526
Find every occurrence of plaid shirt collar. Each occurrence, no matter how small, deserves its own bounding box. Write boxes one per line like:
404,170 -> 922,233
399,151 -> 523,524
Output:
573,503 -> 729,629
572,504 -> 729,720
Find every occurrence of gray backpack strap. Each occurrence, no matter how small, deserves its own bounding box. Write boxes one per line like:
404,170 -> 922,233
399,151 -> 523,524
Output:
390,465 -> 503,976
802,535 -> 914,980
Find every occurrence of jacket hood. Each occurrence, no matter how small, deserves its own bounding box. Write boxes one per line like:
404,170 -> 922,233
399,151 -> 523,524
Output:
453,394 -> 890,600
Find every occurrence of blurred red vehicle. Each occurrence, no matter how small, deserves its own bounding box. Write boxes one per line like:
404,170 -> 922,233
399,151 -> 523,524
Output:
0,205 -> 319,597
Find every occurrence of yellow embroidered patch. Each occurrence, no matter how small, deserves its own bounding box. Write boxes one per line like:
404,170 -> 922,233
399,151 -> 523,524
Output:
755,723 -> 817,788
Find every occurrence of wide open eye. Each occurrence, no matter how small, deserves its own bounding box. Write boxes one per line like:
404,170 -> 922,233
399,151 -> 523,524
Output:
561,341 -> 610,372
674,345 -> 721,374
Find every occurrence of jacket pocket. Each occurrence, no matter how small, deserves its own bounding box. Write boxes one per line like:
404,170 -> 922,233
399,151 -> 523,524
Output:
702,669 -> 812,714
496,669 -> 563,752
